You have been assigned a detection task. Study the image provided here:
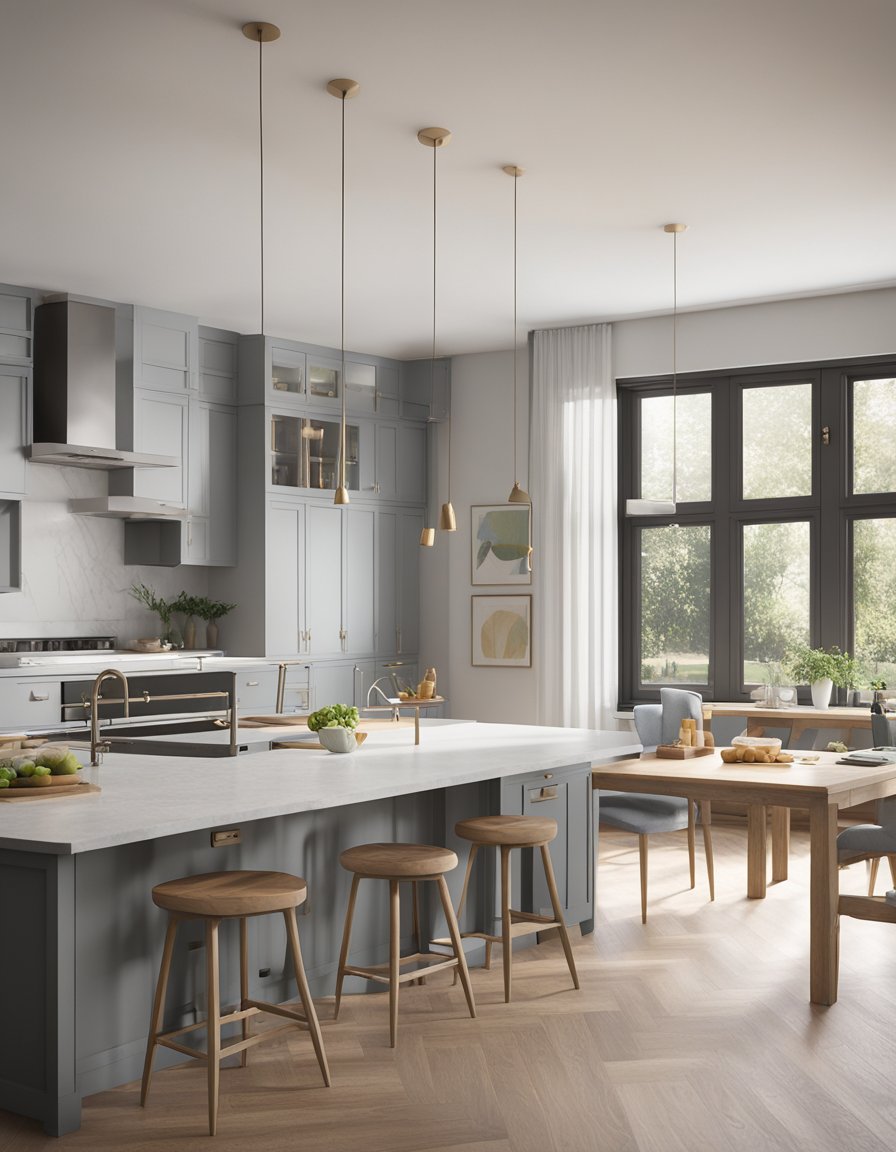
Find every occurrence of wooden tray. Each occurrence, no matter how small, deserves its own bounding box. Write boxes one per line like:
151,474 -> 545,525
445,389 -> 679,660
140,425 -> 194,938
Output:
0,781 -> 100,801
656,744 -> 715,759
240,714 -> 310,727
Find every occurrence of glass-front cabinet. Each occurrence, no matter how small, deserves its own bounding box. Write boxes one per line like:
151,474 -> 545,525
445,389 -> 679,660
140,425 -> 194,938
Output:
270,413 -> 360,492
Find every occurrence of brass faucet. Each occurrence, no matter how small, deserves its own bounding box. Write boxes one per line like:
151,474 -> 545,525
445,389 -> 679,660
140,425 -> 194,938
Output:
90,668 -> 130,765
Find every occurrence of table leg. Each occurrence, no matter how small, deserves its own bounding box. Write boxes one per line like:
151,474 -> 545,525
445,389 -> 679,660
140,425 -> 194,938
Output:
771,806 -> 790,883
746,804 -> 767,899
808,799 -> 840,1006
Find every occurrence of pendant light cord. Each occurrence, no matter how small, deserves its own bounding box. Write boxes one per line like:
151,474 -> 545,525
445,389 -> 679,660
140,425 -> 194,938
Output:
512,171 -> 518,487
340,91 -> 347,492
671,229 -> 678,506
432,143 -> 450,503
256,32 -> 266,336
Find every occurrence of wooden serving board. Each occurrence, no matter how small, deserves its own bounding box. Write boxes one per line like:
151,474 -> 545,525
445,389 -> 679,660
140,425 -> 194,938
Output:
0,781 -> 100,801
240,715 -> 310,728
656,744 -> 715,759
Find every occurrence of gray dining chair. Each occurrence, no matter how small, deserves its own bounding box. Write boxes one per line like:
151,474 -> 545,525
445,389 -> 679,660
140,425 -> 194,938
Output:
837,713 -> 896,895
596,688 -> 715,922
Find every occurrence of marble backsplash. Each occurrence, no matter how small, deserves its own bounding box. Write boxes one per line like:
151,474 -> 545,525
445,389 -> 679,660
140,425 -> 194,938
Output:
0,462 -> 208,647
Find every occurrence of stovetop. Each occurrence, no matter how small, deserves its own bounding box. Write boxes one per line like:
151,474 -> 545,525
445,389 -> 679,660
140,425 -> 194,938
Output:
0,636 -> 117,654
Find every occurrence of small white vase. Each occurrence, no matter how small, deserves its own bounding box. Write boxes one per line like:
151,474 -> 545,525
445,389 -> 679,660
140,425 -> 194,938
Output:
318,726 -> 356,754
810,677 -> 833,710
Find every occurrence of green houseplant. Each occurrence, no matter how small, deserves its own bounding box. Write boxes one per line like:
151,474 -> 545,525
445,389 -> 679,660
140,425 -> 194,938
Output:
129,583 -> 177,647
308,704 -> 360,753
171,591 -> 204,650
785,645 -> 849,710
194,597 -> 237,649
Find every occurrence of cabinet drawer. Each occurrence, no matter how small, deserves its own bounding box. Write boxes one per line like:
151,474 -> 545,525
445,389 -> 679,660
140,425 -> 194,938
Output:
234,669 -> 279,712
1,681 -> 62,728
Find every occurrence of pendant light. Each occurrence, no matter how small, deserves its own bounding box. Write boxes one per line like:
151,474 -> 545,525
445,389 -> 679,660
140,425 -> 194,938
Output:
418,126 -> 455,534
241,21 -> 281,335
626,222 -> 687,517
504,165 -> 530,506
328,78 -> 360,505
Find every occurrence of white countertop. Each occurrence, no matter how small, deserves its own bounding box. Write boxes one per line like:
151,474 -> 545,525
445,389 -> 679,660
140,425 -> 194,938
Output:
0,652 -> 279,679
0,721 -> 641,855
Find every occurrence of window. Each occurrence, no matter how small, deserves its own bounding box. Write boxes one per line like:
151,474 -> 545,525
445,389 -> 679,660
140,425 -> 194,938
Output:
618,358 -> 896,704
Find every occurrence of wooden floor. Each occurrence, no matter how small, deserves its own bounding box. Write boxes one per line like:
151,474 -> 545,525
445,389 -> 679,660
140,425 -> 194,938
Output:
4,824 -> 896,1152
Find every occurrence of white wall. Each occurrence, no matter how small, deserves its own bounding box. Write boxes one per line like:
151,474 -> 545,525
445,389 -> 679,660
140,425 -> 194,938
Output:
420,348 -> 535,723
436,287 -> 896,726
0,464 -> 208,645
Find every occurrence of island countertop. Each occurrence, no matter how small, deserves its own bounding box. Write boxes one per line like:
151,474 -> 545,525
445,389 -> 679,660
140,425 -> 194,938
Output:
0,720 -> 641,855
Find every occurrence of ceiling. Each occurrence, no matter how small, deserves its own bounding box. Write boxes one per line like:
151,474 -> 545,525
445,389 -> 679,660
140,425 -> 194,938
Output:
2,0 -> 895,360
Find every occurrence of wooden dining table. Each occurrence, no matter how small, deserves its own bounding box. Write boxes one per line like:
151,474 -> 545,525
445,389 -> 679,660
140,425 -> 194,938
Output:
709,701 -> 874,749
592,749 -> 896,1005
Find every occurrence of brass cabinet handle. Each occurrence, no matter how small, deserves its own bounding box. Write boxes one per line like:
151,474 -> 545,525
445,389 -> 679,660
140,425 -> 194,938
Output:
529,785 -> 558,802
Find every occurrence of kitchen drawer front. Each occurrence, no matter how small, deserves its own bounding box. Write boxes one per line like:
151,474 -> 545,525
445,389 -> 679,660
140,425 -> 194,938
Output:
0,680 -> 63,728
234,668 -> 279,713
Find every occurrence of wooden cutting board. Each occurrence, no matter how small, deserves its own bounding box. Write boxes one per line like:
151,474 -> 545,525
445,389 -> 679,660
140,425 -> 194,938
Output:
0,781 -> 101,801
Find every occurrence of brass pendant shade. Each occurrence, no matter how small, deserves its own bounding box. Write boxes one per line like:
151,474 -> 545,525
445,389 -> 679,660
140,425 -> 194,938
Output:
625,223 -> 687,518
329,76 -> 360,506
439,502 -> 456,531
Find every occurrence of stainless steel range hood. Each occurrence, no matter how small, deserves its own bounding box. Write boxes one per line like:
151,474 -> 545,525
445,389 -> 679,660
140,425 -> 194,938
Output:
30,299 -> 178,471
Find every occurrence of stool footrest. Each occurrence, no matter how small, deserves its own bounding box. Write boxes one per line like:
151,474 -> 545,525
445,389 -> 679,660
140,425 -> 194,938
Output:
461,917 -> 562,946
343,952 -> 459,987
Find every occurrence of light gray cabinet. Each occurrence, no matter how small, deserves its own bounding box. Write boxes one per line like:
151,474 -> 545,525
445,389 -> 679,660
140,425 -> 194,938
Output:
0,367 -> 29,494
0,500 -> 21,593
0,284 -> 36,364
265,500 -> 375,660
198,327 -> 238,404
377,507 -> 422,657
400,357 -> 450,422
133,306 -> 198,394
500,762 -> 594,930
112,387 -> 188,506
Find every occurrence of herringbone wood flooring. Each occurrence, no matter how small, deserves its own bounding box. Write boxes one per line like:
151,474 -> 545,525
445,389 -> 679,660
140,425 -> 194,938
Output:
3,825 -> 896,1151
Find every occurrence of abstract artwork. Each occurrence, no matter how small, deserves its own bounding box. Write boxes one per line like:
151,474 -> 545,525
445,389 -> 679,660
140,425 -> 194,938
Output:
471,595 -> 532,667
471,504 -> 531,585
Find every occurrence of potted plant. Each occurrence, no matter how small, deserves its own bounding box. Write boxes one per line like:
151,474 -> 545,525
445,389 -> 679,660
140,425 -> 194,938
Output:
307,704 -> 360,753
129,583 -> 177,648
785,645 -> 848,710
171,591 -> 203,650
194,597 -> 237,650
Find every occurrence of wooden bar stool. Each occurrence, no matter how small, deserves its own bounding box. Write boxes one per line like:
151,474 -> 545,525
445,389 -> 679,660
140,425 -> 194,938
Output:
454,814 -> 580,1003
141,870 -> 330,1136
334,842 -> 476,1047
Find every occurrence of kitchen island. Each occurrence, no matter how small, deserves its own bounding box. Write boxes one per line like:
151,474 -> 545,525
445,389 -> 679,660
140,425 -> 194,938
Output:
0,720 -> 640,1135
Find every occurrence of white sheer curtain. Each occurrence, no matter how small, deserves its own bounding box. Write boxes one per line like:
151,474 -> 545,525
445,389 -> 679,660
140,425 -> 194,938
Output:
531,323 -> 617,729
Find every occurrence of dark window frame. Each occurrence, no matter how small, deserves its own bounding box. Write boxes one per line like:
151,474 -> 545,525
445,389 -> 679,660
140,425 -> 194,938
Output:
618,354 -> 896,708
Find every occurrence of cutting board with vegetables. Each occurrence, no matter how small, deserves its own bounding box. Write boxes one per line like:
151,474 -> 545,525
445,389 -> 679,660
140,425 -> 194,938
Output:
0,780 -> 100,801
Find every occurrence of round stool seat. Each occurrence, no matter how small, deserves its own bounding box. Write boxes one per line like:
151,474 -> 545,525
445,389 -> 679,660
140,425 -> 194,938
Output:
151,870 -> 307,918
455,814 -> 558,848
340,842 -> 458,879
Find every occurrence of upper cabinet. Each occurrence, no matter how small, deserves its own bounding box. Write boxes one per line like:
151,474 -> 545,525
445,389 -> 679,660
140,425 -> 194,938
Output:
198,326 -> 238,404
0,284 -> 37,365
0,367 -> 30,495
399,357 -> 450,422
133,306 -> 199,393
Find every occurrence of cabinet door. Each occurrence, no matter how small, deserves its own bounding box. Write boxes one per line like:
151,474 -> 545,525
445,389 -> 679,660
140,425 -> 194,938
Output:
270,344 -> 306,402
0,285 -> 35,363
131,390 -> 188,504
304,503 -> 343,656
198,328 -> 238,404
344,508 -> 375,655
0,368 -> 28,494
374,423 -> 399,499
206,405 -> 237,566
345,361 -> 376,416
396,425 -> 425,503
377,510 -> 398,656
376,365 -> 400,419
308,662 -> 355,712
397,509 -> 422,655
135,307 -> 198,393
266,502 -> 303,655
306,355 -> 341,409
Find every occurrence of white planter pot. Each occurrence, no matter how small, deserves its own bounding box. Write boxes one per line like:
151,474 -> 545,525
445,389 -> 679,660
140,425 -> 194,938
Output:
318,726 -> 357,754
810,677 -> 834,710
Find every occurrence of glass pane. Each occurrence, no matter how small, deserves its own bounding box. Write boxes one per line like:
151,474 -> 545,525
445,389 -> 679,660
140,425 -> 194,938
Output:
271,354 -> 304,394
853,517 -> 896,688
271,415 -> 359,490
742,521 -> 810,684
309,363 -> 339,398
853,378 -> 896,494
742,383 -> 812,499
639,392 -> 711,504
639,524 -> 710,685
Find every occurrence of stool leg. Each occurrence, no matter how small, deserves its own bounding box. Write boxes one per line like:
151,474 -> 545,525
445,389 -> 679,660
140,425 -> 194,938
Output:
389,879 -> 401,1048
540,843 -> 579,991
334,873 -> 361,1020
456,844 -> 478,920
206,918 -> 221,1137
436,875 -> 476,1019
412,880 -> 425,986
500,844 -> 512,1003
687,802 -> 696,889
140,914 -> 179,1107
701,801 -> 716,902
283,908 -> 330,1087
638,834 -> 649,924
239,916 -> 250,1068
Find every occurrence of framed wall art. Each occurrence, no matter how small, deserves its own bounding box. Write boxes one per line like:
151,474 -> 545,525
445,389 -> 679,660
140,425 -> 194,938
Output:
471,504 -> 531,585
471,594 -> 532,667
